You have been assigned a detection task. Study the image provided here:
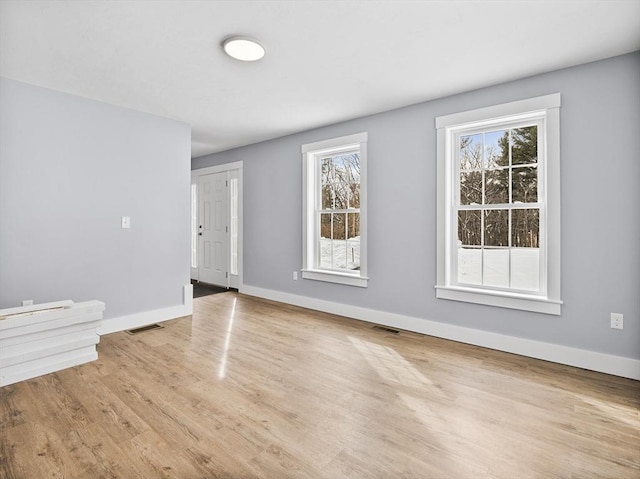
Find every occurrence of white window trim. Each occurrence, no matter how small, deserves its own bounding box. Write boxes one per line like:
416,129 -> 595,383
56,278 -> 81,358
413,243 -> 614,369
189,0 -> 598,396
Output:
435,94 -> 562,315
302,132 -> 368,287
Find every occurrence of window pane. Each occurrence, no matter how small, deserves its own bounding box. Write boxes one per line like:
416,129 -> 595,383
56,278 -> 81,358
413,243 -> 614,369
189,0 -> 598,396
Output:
191,184 -> 197,268
320,213 -> 332,239
483,248 -> 510,288
460,171 -> 482,205
349,180 -> 360,209
346,238 -> 360,270
332,156 -> 349,209
511,248 -> 540,291
484,169 -> 508,204
321,154 -> 360,210
318,213 -> 360,269
333,213 -> 346,240
458,247 -> 482,285
319,213 -> 332,268
484,130 -> 509,169
343,153 -> 360,209
511,126 -> 537,165
460,134 -> 482,171
511,209 -> 539,248
484,210 -> 508,246
458,210 -> 481,246
347,212 -> 360,239
332,153 -> 360,209
321,186 -> 334,210
321,157 -> 334,209
319,238 -> 331,269
332,240 -> 347,269
512,166 -> 538,203
346,212 -> 360,270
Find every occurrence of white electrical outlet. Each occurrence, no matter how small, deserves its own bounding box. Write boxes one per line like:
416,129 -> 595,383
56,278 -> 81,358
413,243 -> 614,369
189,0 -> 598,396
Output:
22,299 -> 34,307
121,216 -> 131,229
293,271 -> 298,281
610,313 -> 623,330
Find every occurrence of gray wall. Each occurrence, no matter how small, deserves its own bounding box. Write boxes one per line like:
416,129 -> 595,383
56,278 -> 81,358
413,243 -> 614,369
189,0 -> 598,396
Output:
193,52 -> 640,360
0,78 -> 191,320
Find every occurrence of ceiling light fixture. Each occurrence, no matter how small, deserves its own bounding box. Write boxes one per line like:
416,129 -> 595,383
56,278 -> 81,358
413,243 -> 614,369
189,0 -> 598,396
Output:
222,36 -> 265,62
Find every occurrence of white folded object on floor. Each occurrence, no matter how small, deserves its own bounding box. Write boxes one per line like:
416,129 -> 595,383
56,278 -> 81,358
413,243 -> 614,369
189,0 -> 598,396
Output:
0,300 -> 105,387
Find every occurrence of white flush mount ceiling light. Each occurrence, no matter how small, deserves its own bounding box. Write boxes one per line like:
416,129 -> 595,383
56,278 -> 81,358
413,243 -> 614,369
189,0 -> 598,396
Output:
222,36 -> 265,62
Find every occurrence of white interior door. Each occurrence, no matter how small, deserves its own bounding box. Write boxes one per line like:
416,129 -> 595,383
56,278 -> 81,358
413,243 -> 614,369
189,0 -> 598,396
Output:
198,172 -> 228,287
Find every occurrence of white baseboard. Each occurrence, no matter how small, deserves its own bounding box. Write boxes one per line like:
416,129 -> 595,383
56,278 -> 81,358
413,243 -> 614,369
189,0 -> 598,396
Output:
98,284 -> 193,335
240,285 -> 640,381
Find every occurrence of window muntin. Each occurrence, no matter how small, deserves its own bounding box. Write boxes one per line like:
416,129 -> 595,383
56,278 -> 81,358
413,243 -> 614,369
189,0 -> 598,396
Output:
435,94 -> 561,315
302,132 -> 368,287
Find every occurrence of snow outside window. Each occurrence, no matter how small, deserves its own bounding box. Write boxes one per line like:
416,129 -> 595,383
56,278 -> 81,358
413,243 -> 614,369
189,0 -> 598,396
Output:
435,95 -> 562,314
302,132 -> 368,287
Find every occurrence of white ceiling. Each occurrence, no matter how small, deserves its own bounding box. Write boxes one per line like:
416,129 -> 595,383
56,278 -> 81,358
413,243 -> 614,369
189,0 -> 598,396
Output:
1,1 -> 639,158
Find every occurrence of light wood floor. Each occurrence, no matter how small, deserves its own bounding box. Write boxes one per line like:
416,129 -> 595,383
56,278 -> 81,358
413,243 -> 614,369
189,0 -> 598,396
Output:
1,292 -> 639,479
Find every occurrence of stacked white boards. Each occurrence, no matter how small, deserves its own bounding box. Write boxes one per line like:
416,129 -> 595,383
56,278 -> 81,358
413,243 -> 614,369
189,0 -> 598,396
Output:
0,300 -> 105,387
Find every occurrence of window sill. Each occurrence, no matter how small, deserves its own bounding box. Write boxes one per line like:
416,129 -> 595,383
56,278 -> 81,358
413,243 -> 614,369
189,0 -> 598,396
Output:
435,285 -> 562,315
302,269 -> 368,288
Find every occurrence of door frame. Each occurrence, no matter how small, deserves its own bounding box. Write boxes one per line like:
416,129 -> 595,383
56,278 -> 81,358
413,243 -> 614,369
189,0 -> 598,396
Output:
191,161 -> 243,289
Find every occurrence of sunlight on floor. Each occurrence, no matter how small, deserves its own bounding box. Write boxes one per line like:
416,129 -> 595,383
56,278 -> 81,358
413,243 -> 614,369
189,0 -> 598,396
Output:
348,335 -> 441,392
573,392 -> 640,428
348,335 -> 494,477
218,297 -> 237,379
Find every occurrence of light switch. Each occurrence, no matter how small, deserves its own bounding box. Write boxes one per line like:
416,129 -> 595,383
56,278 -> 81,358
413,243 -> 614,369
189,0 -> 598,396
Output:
121,216 -> 131,229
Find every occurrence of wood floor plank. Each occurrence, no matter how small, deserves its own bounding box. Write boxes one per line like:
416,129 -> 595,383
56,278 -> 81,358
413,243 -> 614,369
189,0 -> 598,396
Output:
1,291 -> 638,478
2,422 -> 69,479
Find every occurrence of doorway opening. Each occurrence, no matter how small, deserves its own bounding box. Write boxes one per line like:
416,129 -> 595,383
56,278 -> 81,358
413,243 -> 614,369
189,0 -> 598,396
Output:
191,162 -> 243,290
190,279 -> 230,298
